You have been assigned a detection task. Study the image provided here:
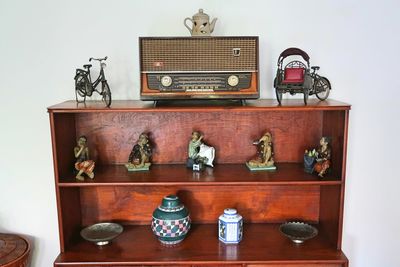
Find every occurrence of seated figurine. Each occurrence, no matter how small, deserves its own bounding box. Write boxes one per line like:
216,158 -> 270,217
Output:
246,132 -> 276,171
187,131 -> 215,170
74,135 -> 95,181
126,133 -> 152,171
313,137 -> 331,177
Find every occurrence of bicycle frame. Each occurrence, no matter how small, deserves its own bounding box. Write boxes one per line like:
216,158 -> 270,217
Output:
82,64 -> 105,93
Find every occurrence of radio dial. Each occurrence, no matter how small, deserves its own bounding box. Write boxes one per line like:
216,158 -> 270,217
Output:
228,75 -> 239,87
161,76 -> 173,87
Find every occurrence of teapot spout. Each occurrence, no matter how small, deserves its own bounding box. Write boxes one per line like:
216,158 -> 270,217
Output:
209,18 -> 217,33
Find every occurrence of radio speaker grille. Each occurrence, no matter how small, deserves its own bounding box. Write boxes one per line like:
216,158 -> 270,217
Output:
141,37 -> 258,72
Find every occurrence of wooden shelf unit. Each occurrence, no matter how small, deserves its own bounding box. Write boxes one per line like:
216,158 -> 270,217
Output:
49,99 -> 350,267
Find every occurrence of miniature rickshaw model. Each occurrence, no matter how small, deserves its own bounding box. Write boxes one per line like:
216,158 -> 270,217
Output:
75,56 -> 112,107
274,48 -> 331,105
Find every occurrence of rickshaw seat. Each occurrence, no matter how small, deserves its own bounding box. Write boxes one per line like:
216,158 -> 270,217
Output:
282,68 -> 305,84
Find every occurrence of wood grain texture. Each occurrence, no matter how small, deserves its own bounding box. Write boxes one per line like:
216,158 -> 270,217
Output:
322,111 -> 345,179
48,100 -> 350,266
247,264 -> 342,267
47,99 -> 351,112
336,111 -> 349,250
319,186 -> 341,250
54,224 -> 348,266
52,113 -> 77,182
79,185 -> 319,225
74,111 -> 322,165
0,234 -> 30,267
59,188 -> 82,252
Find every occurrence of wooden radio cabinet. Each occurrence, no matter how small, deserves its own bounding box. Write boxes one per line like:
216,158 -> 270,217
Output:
48,99 -> 350,266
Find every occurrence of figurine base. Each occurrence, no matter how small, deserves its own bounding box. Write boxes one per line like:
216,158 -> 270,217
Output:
304,167 -> 314,174
246,162 -> 277,171
125,163 -> 151,171
186,158 -> 206,171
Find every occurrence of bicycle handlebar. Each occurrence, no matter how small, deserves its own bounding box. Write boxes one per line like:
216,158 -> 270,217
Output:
89,56 -> 108,62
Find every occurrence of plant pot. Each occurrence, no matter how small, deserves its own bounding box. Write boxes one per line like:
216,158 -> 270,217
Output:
304,155 -> 316,174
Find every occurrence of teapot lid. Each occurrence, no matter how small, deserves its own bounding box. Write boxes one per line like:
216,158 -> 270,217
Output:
193,9 -> 209,20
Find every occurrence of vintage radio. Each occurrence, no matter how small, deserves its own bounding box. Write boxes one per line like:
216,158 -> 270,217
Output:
139,36 -> 259,100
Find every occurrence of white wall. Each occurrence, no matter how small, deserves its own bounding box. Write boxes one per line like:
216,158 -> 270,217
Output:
0,0 -> 399,266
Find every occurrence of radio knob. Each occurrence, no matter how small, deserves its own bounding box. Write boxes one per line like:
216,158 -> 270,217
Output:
161,76 -> 173,87
228,75 -> 239,87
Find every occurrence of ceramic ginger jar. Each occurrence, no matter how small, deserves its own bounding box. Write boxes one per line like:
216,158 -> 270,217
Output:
218,208 -> 243,244
151,195 -> 191,245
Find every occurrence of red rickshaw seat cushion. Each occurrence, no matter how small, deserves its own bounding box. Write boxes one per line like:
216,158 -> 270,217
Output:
283,68 -> 305,84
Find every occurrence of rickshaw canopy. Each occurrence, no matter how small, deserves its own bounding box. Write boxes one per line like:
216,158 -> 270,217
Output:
278,48 -> 310,64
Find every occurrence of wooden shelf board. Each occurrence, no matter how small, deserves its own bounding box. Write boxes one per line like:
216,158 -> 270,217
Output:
58,163 -> 342,187
48,99 -> 350,113
54,224 -> 347,266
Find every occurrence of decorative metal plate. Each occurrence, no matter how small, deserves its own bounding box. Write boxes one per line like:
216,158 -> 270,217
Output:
279,221 -> 318,244
80,223 -> 123,246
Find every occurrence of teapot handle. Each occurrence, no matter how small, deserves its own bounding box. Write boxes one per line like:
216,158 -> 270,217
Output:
184,18 -> 193,34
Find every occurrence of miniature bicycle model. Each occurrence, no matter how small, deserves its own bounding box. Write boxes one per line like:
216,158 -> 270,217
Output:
274,48 -> 331,105
75,56 -> 112,107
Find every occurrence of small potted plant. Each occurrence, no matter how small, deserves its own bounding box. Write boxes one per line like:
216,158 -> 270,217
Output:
304,149 -> 316,174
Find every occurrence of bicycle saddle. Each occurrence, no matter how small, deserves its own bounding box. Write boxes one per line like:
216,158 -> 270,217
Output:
311,66 -> 320,71
83,64 -> 92,69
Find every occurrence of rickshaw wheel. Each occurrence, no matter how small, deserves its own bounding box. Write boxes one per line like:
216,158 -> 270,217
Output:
102,81 -> 112,107
275,89 -> 283,105
75,74 -> 89,103
315,77 -> 331,101
303,88 -> 309,105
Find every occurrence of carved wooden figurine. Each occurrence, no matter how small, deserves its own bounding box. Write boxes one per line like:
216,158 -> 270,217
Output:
187,131 -> 215,170
246,132 -> 277,171
126,133 -> 152,171
74,135 -> 95,180
313,137 -> 331,177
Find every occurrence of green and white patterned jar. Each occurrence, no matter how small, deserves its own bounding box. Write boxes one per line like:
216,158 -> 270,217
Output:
151,195 -> 191,245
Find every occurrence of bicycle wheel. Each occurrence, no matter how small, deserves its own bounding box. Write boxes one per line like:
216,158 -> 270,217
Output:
75,74 -> 89,103
315,77 -> 331,101
303,88 -> 309,105
102,81 -> 112,107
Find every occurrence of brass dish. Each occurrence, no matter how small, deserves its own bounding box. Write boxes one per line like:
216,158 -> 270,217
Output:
279,221 -> 318,244
80,223 -> 123,246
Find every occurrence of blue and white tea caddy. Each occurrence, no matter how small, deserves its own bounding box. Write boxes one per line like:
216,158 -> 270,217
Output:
218,208 -> 243,244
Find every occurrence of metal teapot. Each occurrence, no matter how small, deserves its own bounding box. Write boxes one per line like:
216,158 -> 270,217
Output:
184,9 -> 217,36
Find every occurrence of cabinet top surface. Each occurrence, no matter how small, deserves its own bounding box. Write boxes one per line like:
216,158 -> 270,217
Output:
48,99 -> 350,112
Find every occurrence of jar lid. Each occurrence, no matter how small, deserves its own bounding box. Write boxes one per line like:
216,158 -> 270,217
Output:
224,208 -> 237,215
161,195 -> 181,209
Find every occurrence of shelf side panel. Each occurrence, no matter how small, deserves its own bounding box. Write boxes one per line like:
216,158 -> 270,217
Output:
322,111 -> 346,179
59,188 -> 82,252
80,185 -> 320,225
75,111 -> 323,165
319,185 -> 341,249
53,113 -> 77,180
